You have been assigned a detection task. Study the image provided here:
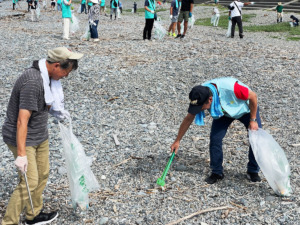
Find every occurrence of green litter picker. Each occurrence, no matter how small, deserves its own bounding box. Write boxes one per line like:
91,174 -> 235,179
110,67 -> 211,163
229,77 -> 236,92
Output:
156,151 -> 176,187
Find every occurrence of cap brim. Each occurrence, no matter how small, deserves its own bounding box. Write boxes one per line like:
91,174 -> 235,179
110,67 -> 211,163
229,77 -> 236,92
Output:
188,104 -> 203,115
69,52 -> 84,60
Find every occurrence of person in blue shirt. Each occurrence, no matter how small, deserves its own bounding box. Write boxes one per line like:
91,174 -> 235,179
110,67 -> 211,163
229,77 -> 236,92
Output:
170,77 -> 263,185
100,0 -> 107,15
87,0 -> 93,13
62,0 -> 72,39
81,0 -> 87,13
110,0 -> 119,20
143,0 -> 155,40
57,0 -> 62,11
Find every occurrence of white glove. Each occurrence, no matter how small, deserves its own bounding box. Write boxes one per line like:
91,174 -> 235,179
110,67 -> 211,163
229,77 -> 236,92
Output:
170,15 -> 173,19
251,2 -> 254,4
89,19 -> 96,26
15,156 -> 28,174
150,10 -> 154,14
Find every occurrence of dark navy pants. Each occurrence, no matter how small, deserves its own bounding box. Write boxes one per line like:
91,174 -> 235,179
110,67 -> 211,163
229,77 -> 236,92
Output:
209,107 -> 262,175
90,20 -> 99,38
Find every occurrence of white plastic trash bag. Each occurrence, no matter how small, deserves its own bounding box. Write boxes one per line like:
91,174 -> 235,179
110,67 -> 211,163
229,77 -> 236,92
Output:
188,14 -> 195,29
70,14 -> 80,34
153,19 -> 166,40
211,15 -> 216,25
226,20 -> 232,37
117,8 -> 121,18
59,119 -> 100,209
80,24 -> 91,41
249,128 -> 292,196
77,5 -> 81,13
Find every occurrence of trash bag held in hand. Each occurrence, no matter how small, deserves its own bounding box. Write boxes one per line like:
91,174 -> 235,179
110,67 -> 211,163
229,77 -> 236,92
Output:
249,128 -> 292,196
80,24 -> 91,41
59,119 -> 99,209
188,14 -> 195,29
226,20 -> 232,37
153,19 -> 166,40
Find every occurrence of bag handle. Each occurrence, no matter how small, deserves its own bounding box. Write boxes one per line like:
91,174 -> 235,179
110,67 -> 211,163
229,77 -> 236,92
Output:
233,1 -> 242,16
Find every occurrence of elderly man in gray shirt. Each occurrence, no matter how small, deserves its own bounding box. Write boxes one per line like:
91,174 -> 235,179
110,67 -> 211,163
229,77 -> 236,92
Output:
2,47 -> 83,225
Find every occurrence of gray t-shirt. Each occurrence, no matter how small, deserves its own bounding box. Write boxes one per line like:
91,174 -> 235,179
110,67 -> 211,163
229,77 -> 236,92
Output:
171,0 -> 179,16
2,61 -> 48,147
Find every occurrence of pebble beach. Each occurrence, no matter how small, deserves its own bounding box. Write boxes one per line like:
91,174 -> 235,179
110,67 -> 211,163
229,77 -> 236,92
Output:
0,1 -> 300,224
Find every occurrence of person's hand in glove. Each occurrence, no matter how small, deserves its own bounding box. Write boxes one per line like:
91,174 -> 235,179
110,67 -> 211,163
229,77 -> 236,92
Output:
251,2 -> 254,4
150,10 -> 155,14
189,12 -> 192,18
89,19 -> 96,26
170,14 -> 173,19
15,156 -> 28,174
49,108 -> 70,121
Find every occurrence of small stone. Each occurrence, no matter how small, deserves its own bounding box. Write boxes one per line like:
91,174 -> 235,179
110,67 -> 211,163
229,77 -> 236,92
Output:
99,217 -> 109,224
101,175 -> 106,180
176,165 -> 187,171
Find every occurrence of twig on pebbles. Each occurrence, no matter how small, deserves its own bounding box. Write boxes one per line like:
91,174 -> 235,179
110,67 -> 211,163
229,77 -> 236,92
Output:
230,201 -> 247,210
107,96 -> 119,102
166,206 -> 231,225
113,156 -> 143,167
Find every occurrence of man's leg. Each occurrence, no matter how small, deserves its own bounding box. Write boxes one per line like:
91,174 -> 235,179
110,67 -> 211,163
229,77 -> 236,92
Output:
143,19 -> 149,40
2,144 -> 41,225
238,108 -> 262,174
236,16 -> 243,38
147,18 -> 154,40
63,18 -> 70,39
25,140 -> 50,220
231,17 -> 237,37
183,20 -> 188,35
209,116 -> 234,175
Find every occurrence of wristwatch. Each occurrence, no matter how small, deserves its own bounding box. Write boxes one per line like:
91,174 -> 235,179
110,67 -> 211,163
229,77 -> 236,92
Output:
250,118 -> 257,122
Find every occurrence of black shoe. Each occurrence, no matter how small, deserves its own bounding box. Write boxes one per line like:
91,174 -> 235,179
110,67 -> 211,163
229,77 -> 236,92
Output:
205,173 -> 224,184
175,34 -> 181,39
180,35 -> 185,39
240,35 -> 244,39
25,211 -> 58,225
247,172 -> 261,182
231,36 -> 234,38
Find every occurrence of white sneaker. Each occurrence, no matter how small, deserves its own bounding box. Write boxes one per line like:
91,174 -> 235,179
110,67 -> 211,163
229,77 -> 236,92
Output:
94,38 -> 100,42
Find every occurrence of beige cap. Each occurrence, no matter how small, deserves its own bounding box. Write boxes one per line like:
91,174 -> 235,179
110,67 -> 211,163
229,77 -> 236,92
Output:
47,47 -> 83,62
278,2 -> 282,5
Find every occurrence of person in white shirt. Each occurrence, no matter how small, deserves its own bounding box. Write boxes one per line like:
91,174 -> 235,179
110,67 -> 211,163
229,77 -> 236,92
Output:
228,0 -> 253,38
212,7 -> 220,27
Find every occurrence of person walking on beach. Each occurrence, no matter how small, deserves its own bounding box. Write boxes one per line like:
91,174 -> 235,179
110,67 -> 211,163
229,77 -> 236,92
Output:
276,2 -> 283,23
168,0 -> 179,37
62,0 -> 72,39
28,0 -> 38,22
170,77 -> 263,184
176,0 -> 194,39
228,0 -> 253,38
212,6 -> 220,27
110,0 -> 119,20
143,0 -> 155,40
133,1 -> 137,13
1,47 -> 83,225
100,0 -> 107,15
89,0 -> 100,42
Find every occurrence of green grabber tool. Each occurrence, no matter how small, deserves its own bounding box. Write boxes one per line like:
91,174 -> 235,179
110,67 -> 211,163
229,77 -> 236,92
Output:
156,151 -> 176,187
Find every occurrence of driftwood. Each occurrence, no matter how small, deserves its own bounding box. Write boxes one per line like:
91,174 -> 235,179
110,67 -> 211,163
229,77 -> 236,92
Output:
166,206 -> 231,225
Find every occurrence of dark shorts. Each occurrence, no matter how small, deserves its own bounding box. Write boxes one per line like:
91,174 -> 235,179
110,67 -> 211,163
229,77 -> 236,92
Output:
178,11 -> 189,22
51,2 -> 55,6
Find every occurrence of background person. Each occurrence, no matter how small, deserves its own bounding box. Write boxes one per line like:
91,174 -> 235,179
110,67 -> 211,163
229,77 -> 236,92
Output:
62,0 -> 72,39
176,0 -> 194,39
290,15 -> 299,26
170,77 -> 262,184
1,47 -> 83,225
143,0 -> 155,40
276,2 -> 283,23
228,0 -> 253,38
212,6 -> 220,27
110,0 -> 119,20
89,0 -> 100,42
81,0 -> 87,14
168,0 -> 179,37
100,0 -> 107,15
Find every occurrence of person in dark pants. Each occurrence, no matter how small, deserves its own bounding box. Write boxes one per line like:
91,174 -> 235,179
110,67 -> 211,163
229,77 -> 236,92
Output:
89,0 -> 100,42
170,77 -> 263,185
228,0 -> 253,38
143,0 -> 155,40
81,0 -> 87,14
134,1 -> 137,13
290,15 -> 299,26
